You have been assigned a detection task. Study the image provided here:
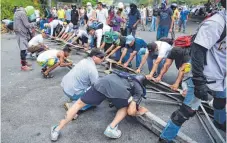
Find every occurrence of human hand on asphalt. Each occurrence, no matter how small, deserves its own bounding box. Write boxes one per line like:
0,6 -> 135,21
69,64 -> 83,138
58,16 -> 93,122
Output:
136,106 -> 149,116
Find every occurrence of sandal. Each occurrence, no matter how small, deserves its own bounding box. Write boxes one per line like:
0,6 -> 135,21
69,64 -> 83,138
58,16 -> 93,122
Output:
43,73 -> 54,79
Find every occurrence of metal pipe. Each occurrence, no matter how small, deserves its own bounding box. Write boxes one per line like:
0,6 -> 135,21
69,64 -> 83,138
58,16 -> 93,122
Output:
196,112 -> 216,143
200,104 -> 225,143
145,97 -> 181,106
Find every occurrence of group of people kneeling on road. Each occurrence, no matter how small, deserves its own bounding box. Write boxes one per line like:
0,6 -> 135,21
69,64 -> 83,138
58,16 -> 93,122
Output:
12,1 -> 226,143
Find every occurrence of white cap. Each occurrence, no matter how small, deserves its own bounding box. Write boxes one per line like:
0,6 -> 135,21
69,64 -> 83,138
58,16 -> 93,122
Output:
87,2 -> 92,6
118,2 -> 124,9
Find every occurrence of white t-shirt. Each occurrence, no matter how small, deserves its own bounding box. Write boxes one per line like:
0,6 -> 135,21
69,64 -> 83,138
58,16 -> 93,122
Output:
37,49 -> 59,62
96,9 -> 108,24
95,24 -> 111,48
141,8 -> 147,19
77,30 -> 88,38
28,34 -> 43,47
194,10 -> 226,91
49,20 -> 63,36
65,23 -> 74,33
87,8 -> 94,19
146,41 -> 172,58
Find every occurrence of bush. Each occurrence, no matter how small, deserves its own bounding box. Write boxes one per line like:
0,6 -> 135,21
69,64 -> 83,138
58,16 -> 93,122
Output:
1,0 -> 42,20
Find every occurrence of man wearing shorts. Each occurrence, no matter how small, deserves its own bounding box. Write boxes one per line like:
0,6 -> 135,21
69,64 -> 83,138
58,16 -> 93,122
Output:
37,46 -> 72,78
61,49 -> 105,111
51,73 -> 148,141
27,29 -> 49,58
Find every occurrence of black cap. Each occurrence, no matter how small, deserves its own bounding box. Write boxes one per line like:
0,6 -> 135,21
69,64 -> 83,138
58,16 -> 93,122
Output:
147,42 -> 157,53
88,49 -> 105,58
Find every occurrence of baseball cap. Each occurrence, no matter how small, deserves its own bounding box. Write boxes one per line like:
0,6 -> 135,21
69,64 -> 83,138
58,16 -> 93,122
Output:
88,49 -> 105,59
126,35 -> 135,45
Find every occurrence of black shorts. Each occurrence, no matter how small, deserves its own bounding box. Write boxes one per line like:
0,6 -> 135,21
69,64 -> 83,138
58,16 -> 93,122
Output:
81,86 -> 129,109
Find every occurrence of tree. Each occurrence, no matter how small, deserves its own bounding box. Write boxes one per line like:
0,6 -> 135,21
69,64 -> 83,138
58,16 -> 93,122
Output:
82,0 -> 97,6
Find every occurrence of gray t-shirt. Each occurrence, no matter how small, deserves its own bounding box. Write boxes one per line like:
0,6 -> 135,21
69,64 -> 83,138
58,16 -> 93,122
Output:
158,8 -> 173,27
61,57 -> 99,96
94,74 -> 143,102
194,10 -> 226,91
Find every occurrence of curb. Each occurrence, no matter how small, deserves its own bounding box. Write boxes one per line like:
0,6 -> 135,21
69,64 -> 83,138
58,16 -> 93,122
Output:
136,112 -> 198,143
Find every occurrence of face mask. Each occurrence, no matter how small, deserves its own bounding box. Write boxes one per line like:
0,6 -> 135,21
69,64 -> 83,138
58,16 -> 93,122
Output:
87,6 -> 91,9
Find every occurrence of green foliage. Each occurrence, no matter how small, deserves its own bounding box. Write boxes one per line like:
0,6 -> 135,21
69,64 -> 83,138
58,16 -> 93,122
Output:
82,0 -> 97,6
1,0 -> 42,20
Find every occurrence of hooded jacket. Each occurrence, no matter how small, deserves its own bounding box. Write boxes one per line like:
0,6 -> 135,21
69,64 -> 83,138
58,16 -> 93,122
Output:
13,7 -> 35,38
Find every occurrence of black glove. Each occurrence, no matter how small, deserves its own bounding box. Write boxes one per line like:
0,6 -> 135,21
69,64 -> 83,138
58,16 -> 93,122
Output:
194,84 -> 209,101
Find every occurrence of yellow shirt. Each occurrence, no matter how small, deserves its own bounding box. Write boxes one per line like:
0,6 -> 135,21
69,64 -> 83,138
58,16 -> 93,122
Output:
172,8 -> 179,20
57,9 -> 65,19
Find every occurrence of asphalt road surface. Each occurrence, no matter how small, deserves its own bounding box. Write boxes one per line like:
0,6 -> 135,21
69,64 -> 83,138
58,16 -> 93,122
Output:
1,21 -> 225,143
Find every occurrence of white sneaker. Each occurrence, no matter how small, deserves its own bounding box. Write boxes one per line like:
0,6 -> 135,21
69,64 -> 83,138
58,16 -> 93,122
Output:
104,125 -> 122,139
51,125 -> 60,141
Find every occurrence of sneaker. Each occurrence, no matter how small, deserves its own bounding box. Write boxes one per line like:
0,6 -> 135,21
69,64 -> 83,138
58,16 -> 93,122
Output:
104,125 -> 122,139
21,66 -> 33,71
51,125 -> 60,141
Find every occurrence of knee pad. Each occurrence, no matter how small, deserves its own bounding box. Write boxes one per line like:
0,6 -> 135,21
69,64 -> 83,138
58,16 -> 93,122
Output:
171,104 -> 196,126
213,97 -> 226,109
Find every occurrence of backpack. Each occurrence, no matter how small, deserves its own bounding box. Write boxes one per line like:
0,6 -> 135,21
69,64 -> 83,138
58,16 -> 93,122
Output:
174,12 -> 226,48
153,8 -> 160,16
90,22 -> 103,30
111,70 -> 146,98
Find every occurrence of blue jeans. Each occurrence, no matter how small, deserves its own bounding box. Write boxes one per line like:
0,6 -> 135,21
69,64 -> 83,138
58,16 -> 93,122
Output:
156,25 -> 170,40
88,35 -> 95,48
63,90 -> 92,111
150,16 -> 157,31
161,78 -> 226,141
178,19 -> 187,32
127,27 -> 136,37
137,48 -> 165,73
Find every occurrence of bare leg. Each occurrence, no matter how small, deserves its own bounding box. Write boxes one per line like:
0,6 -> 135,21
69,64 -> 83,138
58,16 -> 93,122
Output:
55,99 -> 86,131
109,107 -> 128,128
44,63 -> 59,75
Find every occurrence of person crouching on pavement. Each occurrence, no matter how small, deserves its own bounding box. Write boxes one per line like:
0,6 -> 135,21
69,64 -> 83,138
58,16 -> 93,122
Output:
37,45 -> 72,78
61,49 -> 105,111
27,29 -> 49,59
51,72 -> 148,141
